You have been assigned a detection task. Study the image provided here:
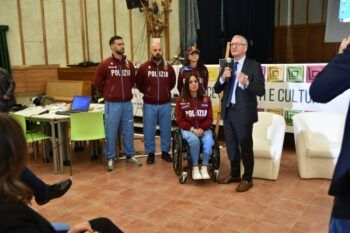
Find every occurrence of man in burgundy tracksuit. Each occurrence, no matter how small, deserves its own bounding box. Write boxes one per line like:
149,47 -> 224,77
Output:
93,35 -> 141,171
136,42 -> 176,164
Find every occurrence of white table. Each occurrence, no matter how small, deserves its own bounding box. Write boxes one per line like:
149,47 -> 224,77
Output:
15,104 -> 71,174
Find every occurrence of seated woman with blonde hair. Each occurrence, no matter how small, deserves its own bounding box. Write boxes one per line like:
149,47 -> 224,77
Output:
0,113 -> 122,233
175,73 -> 214,180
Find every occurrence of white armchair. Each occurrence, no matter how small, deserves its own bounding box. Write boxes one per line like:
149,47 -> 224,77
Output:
249,112 -> 286,180
293,112 -> 345,179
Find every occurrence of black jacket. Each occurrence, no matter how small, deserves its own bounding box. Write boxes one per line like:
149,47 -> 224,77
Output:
309,45 -> 350,197
214,57 -> 265,124
0,67 -> 16,108
0,200 -> 56,233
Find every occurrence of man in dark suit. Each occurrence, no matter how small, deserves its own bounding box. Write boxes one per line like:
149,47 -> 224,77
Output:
0,67 -> 16,112
309,35 -> 350,232
214,35 -> 265,192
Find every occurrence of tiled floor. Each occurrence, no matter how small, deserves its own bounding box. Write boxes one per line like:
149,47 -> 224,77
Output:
29,140 -> 332,233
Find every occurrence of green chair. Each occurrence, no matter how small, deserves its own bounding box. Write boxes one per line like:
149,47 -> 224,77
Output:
10,113 -> 51,161
69,111 -> 105,175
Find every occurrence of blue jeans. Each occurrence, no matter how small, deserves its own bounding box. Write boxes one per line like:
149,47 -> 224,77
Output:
105,101 -> 135,160
181,129 -> 214,166
143,103 -> 172,154
330,218 -> 350,233
0,100 -> 9,112
21,167 -> 50,203
51,222 -> 70,233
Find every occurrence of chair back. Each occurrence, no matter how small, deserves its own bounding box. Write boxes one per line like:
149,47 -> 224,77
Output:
70,112 -> 105,141
9,113 -> 27,134
253,112 -> 274,140
293,112 -> 345,143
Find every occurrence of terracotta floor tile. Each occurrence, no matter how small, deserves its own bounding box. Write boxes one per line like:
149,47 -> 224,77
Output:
190,206 -> 227,223
118,187 -> 173,207
141,208 -> 183,227
241,191 -> 280,206
281,186 -> 316,203
114,201 -> 155,218
165,215 -> 211,233
214,212 -> 255,232
291,214 -> 329,233
259,208 -> 300,228
291,179 -> 325,192
310,194 -> 333,208
229,200 -> 266,219
246,220 -> 291,233
203,193 -> 238,210
122,219 -> 163,233
27,138 -> 331,232
270,198 -> 308,215
108,212 -> 136,228
302,204 -> 332,220
178,189 -> 210,204
161,199 -> 199,216
50,214 -> 85,226
200,224 -> 240,233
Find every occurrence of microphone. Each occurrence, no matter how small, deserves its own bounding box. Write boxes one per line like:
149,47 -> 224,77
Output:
38,110 -> 49,115
224,57 -> 233,81
226,57 -> 232,68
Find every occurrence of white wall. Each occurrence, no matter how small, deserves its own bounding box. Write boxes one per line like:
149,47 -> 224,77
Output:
277,0 -> 326,26
0,0 -> 180,66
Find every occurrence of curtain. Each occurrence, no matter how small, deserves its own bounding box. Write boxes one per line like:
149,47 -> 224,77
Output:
0,25 -> 11,73
179,0 -> 200,56
223,0 -> 275,63
196,0 -> 222,64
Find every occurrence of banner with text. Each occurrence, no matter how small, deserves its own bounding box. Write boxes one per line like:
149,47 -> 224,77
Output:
132,63 -> 350,132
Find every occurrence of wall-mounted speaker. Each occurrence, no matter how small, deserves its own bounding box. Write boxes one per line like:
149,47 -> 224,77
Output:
126,0 -> 141,9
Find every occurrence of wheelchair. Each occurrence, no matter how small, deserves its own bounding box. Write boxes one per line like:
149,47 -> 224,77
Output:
171,128 -> 220,184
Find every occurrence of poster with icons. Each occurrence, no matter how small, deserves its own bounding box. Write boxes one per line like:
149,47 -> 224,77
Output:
131,63 -> 349,132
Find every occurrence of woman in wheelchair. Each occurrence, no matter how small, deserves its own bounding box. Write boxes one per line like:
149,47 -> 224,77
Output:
175,74 -> 214,180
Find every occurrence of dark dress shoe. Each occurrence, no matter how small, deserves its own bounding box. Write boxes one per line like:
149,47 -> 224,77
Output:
218,175 -> 241,184
48,179 -> 72,199
161,152 -> 172,162
35,198 -> 50,206
236,180 -> 253,192
146,153 -> 155,164
90,155 -> 98,161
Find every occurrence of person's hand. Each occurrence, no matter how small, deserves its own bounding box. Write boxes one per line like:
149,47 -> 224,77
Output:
193,128 -> 204,137
3,95 -> 10,100
68,221 -> 94,233
221,67 -> 232,81
338,36 -> 350,54
237,72 -> 249,85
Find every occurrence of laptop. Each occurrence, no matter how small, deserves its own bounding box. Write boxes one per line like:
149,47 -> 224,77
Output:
56,96 -> 92,115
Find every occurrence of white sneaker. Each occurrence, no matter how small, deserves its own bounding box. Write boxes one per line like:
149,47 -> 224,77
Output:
106,159 -> 114,172
201,166 -> 210,179
192,166 -> 202,180
126,156 -> 142,166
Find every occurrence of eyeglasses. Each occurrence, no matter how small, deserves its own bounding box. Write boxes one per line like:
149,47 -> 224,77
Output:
230,43 -> 246,47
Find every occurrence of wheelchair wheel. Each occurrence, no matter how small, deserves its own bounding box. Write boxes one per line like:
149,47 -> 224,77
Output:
211,129 -> 220,182
172,130 -> 183,175
212,170 -> 219,182
179,171 -> 188,184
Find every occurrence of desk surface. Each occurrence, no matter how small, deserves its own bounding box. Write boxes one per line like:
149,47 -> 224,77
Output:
15,103 -> 104,119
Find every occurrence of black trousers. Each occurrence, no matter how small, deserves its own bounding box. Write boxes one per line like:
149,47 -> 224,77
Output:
223,105 -> 254,181
21,167 -> 50,203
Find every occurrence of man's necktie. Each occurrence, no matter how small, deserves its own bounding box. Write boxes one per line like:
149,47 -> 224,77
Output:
226,62 -> 239,107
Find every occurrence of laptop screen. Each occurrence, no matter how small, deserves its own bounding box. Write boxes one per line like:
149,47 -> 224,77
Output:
70,96 -> 91,111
